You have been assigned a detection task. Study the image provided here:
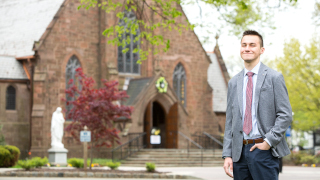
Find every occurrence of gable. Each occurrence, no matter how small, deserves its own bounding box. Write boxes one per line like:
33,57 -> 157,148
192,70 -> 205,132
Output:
0,0 -> 64,57
207,52 -> 228,112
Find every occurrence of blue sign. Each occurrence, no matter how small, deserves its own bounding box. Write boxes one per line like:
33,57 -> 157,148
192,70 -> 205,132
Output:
80,131 -> 91,142
285,126 -> 291,137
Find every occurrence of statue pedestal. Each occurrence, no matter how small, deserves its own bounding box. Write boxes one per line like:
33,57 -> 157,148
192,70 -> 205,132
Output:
48,147 -> 68,165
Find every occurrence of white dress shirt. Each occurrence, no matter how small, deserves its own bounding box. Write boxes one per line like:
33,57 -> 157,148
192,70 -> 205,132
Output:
242,62 -> 271,146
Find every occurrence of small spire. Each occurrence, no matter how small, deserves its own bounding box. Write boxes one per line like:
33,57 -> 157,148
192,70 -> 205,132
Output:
215,33 -> 219,47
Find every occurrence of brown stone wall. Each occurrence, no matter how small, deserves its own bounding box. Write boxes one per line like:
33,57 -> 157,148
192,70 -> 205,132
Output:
0,82 -> 30,159
152,7 -> 219,136
31,0 -> 100,157
30,0 -> 221,157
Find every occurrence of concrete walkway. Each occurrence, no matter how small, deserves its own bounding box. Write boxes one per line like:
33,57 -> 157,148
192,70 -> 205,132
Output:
120,166 -> 320,180
1,166 -> 319,180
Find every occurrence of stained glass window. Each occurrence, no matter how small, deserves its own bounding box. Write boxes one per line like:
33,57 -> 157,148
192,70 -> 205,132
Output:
117,10 -> 140,74
173,63 -> 186,107
6,86 -> 16,110
66,55 -> 81,120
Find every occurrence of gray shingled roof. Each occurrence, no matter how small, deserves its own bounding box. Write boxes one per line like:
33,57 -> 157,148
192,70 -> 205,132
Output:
123,78 -> 152,106
0,56 -> 28,80
0,0 -> 64,57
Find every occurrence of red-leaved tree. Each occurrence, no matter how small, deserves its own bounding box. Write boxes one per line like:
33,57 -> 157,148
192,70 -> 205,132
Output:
63,68 -> 132,149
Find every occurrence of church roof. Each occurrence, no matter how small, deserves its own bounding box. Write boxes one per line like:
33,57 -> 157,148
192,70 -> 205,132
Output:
207,45 -> 230,113
0,56 -> 28,80
0,0 -> 64,57
123,77 -> 153,106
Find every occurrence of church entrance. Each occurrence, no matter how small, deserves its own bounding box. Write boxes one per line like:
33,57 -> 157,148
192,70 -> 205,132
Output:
143,101 -> 178,148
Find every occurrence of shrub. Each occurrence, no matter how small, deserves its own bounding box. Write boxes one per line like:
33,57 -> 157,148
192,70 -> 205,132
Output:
146,162 -> 156,172
300,155 -> 319,165
106,162 -> 120,170
68,158 -> 83,168
5,145 -> 20,165
0,145 -> 20,167
17,160 -> 35,170
0,146 -> 12,167
31,157 -> 48,168
289,152 -> 305,165
67,158 -> 91,168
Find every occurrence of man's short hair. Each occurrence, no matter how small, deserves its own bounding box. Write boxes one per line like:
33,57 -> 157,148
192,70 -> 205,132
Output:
242,30 -> 264,47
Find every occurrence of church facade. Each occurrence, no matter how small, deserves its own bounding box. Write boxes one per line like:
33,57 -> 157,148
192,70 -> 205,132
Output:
0,0 -> 229,158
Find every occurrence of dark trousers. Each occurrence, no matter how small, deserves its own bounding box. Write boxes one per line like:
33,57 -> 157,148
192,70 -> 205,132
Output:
233,143 -> 279,180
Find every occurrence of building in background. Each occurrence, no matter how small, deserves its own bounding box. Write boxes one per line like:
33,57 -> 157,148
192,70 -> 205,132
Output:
0,0 -> 229,158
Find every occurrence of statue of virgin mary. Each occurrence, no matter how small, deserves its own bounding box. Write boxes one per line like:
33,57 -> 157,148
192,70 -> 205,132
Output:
51,107 -> 65,148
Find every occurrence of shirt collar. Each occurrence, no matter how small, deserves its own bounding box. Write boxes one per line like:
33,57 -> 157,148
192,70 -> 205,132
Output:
244,61 -> 261,76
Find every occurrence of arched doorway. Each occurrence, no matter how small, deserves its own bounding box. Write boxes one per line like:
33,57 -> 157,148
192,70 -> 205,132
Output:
143,101 -> 178,148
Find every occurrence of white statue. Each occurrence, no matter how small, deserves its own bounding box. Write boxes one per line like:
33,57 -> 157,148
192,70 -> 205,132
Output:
51,107 -> 65,148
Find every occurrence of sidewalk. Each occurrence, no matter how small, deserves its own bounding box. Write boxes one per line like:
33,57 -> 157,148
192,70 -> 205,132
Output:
0,166 -> 319,180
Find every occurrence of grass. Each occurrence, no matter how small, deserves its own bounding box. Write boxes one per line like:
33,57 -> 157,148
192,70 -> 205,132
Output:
91,158 -> 113,166
10,164 -> 22,168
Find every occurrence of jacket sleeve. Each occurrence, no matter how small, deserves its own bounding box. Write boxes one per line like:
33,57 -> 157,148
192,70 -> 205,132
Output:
222,81 -> 233,158
264,74 -> 292,147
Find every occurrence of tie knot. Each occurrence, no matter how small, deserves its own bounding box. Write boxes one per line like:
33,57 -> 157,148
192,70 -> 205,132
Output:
247,72 -> 254,77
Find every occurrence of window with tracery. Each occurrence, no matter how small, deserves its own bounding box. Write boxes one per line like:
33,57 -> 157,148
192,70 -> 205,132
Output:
173,63 -> 186,107
6,85 -> 16,110
117,10 -> 140,74
66,55 -> 81,119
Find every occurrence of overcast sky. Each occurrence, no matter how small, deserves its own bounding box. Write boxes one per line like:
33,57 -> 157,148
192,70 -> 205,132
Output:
182,0 -> 317,76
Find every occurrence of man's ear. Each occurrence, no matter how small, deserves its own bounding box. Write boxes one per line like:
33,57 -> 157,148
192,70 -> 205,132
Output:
260,47 -> 265,55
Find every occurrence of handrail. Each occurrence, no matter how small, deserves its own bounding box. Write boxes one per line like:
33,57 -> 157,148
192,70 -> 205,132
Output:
203,132 -> 223,147
111,132 -> 146,162
179,131 -> 203,149
178,131 -> 203,166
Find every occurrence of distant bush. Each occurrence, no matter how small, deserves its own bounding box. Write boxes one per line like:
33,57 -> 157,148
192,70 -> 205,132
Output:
31,157 -> 48,168
0,146 -> 11,167
17,160 -> 35,170
67,158 -> 91,168
287,151 -> 319,165
300,155 -> 319,165
106,162 -> 120,170
0,145 -> 20,167
17,157 -> 49,170
146,162 -> 156,172
68,158 -> 84,168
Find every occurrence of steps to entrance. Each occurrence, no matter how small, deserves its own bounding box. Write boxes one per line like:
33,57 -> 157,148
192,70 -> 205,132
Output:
121,149 -> 224,167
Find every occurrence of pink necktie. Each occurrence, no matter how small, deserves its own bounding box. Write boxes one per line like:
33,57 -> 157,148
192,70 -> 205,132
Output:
243,72 -> 254,135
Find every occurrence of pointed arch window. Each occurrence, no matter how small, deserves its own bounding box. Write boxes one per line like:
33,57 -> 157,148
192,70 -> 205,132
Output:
66,55 -> 81,119
117,10 -> 140,74
173,63 -> 186,107
6,85 -> 16,110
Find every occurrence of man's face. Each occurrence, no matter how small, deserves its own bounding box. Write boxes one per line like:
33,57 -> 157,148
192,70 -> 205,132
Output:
240,35 -> 265,62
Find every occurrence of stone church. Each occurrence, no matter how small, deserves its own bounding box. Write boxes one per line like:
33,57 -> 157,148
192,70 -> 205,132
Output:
0,0 -> 229,158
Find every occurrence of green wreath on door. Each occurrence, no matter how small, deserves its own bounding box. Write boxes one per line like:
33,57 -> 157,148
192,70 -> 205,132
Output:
156,77 -> 168,93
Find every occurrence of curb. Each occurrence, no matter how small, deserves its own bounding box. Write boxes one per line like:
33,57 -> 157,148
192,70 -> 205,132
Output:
0,171 -> 201,179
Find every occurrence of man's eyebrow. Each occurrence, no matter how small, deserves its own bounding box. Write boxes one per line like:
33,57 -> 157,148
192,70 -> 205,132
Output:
241,42 -> 256,44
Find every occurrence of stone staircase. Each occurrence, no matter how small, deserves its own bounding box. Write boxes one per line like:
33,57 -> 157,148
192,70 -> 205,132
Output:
121,149 -> 224,167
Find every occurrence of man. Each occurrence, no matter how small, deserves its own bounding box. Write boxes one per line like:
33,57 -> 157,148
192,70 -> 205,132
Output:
222,30 -> 292,180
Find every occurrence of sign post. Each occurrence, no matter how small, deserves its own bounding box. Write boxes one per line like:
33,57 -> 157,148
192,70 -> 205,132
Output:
80,126 -> 91,172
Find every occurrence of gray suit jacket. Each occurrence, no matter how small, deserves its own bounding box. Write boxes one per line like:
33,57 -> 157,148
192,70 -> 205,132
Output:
222,63 -> 292,162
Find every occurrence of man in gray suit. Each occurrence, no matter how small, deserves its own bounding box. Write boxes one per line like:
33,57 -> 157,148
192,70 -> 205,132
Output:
222,30 -> 292,180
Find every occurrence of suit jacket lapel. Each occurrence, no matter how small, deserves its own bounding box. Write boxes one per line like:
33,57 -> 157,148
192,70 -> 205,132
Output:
254,63 -> 268,116
237,70 -> 244,117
